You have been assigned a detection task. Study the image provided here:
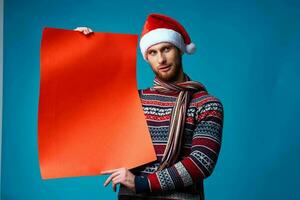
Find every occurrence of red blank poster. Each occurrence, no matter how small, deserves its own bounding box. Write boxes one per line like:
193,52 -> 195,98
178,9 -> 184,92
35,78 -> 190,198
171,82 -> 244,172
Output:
38,27 -> 156,179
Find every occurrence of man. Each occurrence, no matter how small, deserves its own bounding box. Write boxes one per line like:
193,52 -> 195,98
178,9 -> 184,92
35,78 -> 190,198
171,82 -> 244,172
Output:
76,13 -> 223,200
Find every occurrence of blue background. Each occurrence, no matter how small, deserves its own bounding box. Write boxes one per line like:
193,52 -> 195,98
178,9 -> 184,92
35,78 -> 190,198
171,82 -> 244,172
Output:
2,0 -> 300,199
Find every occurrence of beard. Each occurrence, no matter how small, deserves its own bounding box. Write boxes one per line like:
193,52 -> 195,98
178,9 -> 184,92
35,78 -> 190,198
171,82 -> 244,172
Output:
154,63 -> 183,83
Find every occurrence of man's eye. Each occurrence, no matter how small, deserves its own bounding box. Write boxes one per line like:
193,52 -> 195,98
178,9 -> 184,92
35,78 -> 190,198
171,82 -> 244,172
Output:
148,51 -> 156,56
164,47 -> 170,52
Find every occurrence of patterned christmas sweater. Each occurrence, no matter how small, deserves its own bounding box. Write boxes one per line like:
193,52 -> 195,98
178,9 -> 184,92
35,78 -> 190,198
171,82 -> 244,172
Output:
119,82 -> 224,199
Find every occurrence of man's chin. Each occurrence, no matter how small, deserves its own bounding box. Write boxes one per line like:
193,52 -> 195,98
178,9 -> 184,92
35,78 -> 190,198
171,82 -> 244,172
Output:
157,73 -> 177,83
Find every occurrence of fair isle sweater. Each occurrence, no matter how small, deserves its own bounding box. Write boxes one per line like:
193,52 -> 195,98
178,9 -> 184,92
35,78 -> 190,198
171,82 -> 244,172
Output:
119,81 -> 224,200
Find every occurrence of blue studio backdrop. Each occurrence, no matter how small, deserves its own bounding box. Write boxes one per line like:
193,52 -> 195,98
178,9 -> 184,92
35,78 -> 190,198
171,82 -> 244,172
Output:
2,0 -> 300,199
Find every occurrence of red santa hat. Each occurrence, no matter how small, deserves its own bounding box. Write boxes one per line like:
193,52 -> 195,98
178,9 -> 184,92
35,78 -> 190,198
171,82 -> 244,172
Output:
139,13 -> 196,60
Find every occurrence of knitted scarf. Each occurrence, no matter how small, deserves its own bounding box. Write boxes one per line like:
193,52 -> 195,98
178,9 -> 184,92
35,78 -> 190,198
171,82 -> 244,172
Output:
153,75 -> 206,171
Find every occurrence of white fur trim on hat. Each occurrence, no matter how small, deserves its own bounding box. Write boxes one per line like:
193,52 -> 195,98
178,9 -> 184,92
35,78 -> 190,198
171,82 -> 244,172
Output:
140,28 -> 186,59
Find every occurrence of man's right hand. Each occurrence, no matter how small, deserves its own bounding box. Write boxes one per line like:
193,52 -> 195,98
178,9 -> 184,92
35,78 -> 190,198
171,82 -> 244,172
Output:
74,27 -> 93,35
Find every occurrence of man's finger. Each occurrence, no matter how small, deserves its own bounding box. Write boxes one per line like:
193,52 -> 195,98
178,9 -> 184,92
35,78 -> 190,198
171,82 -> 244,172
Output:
103,173 -> 117,186
112,176 -> 121,184
112,182 -> 117,192
101,168 -> 120,175
103,174 -> 113,187
103,171 -> 121,186
74,27 -> 85,32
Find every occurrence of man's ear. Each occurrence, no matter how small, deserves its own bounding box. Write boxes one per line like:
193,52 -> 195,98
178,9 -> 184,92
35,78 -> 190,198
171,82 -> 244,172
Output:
174,45 -> 183,55
144,54 -> 149,62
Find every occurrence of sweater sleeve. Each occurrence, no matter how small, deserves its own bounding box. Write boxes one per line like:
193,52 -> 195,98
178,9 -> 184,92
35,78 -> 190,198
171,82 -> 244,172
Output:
135,96 -> 224,193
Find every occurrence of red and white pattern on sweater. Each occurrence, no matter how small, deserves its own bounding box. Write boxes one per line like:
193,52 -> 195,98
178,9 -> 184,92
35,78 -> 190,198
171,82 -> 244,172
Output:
137,87 -> 223,193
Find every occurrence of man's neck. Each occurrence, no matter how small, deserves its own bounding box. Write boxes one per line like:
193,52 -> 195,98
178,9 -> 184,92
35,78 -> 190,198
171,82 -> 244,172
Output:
172,71 -> 186,84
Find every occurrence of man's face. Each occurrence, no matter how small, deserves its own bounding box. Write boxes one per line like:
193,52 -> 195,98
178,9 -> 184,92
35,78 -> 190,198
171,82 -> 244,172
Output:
146,42 -> 183,83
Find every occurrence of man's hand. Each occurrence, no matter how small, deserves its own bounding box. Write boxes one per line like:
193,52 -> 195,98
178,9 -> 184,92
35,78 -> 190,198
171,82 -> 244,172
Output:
101,168 -> 136,193
74,27 -> 93,35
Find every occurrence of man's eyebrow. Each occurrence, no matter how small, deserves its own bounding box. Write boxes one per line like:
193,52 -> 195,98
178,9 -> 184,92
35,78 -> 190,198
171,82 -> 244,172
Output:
147,49 -> 156,53
148,44 -> 173,53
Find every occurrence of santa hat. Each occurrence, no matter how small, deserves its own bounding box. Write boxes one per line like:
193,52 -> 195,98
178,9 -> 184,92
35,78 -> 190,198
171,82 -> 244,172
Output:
139,13 -> 196,60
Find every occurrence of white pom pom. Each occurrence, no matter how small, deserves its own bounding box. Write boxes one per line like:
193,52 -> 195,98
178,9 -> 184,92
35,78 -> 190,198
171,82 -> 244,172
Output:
186,42 -> 196,54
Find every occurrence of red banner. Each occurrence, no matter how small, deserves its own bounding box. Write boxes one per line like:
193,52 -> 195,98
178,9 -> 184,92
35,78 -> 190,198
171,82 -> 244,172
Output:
38,27 -> 156,179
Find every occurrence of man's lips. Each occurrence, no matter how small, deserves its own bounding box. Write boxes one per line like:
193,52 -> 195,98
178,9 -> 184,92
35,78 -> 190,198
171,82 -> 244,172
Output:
158,65 -> 171,72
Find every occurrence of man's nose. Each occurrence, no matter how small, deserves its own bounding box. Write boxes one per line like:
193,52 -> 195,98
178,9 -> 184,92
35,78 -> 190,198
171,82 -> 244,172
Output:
157,53 -> 166,64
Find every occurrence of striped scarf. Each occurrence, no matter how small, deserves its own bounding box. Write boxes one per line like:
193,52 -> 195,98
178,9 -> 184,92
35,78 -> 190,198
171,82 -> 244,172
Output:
153,75 -> 206,171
